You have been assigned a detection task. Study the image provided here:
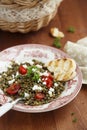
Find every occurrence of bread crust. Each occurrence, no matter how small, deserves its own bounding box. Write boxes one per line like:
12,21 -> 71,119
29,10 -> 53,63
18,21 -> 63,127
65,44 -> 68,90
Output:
45,58 -> 76,81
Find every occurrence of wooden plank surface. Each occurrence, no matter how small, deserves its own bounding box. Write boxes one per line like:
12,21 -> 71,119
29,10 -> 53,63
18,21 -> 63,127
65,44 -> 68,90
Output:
0,0 -> 87,130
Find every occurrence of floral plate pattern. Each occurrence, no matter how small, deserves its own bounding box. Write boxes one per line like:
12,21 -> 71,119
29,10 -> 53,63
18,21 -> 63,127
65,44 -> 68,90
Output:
0,44 -> 82,113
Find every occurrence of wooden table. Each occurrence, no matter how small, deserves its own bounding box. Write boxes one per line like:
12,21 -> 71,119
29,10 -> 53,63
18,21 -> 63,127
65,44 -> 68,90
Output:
0,0 -> 87,129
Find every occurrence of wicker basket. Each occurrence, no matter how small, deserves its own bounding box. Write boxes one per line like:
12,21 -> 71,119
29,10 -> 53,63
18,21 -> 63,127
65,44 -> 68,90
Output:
0,0 -> 47,6
0,0 -> 63,33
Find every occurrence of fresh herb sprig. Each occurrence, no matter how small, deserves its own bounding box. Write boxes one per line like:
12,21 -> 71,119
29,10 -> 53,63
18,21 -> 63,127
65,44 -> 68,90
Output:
27,66 -> 40,82
53,37 -> 62,48
72,117 -> 77,123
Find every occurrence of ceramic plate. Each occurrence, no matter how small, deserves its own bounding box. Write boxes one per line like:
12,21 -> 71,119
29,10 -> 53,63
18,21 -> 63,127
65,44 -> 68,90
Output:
0,44 -> 82,113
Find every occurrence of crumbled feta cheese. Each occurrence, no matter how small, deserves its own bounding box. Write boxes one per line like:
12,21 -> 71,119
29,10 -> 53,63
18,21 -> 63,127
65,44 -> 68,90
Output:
12,74 -> 15,78
49,88 -> 54,92
16,72 -> 19,77
24,92 -> 29,98
43,81 -> 46,85
54,83 -> 58,87
22,64 -> 27,68
29,60 -> 34,65
37,86 -> 43,91
32,85 -> 43,91
40,71 -> 49,76
48,91 -> 53,97
48,88 -> 54,97
38,78 -> 41,83
3,73 -> 7,76
36,64 -> 42,68
32,68 -> 36,72
8,79 -> 15,84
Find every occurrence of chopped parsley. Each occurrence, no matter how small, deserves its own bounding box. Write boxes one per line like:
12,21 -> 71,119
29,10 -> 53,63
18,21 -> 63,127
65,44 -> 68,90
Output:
53,37 -> 62,48
32,72 -> 40,82
71,112 -> 75,116
71,112 -> 77,123
72,117 -> 77,123
27,66 -> 40,82
67,26 -> 75,33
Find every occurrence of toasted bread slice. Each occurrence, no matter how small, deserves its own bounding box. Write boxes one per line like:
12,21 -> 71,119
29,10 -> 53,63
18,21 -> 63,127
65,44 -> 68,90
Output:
45,58 -> 76,81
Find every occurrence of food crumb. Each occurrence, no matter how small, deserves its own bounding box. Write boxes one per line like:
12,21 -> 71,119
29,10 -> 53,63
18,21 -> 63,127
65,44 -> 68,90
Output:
71,112 -> 77,123
72,117 -> 77,123
67,26 -> 75,33
50,27 -> 64,38
71,112 -> 75,116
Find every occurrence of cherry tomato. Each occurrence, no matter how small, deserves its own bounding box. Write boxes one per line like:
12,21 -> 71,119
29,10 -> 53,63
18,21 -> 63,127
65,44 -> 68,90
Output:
41,74 -> 53,81
19,65 -> 27,75
48,74 -> 53,80
6,83 -> 21,95
41,74 -> 53,88
46,78 -> 53,88
35,93 -> 45,100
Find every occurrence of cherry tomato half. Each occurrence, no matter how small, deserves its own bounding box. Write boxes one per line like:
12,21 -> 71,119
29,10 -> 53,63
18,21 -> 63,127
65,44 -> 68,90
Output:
19,65 -> 27,75
46,78 -> 53,88
41,74 -> 53,88
48,74 -> 53,80
6,83 -> 21,95
35,93 -> 45,100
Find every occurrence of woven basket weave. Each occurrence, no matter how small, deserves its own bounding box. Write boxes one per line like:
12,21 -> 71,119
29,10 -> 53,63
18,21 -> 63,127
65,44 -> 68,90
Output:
0,0 -> 63,33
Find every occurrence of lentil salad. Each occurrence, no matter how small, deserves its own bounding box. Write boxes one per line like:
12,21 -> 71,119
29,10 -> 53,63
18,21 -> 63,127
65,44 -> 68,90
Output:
0,60 -> 65,106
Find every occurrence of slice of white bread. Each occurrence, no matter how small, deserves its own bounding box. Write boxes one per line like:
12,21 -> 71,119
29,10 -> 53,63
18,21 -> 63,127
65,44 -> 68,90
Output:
45,58 -> 76,81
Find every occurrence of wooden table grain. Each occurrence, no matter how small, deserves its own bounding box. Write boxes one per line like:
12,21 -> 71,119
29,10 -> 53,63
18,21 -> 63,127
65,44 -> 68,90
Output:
0,0 -> 87,130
